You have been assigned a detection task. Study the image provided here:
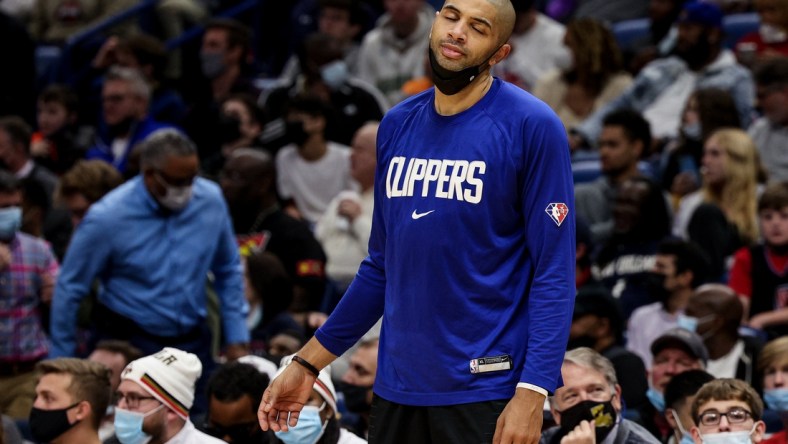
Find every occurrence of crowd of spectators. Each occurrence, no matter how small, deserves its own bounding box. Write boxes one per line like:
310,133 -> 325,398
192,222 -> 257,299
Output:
0,0 -> 788,443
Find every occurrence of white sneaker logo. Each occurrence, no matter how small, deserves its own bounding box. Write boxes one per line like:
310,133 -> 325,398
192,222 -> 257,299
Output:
411,209 -> 435,220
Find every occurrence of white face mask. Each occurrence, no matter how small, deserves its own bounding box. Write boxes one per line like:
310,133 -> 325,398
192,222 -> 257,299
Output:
154,173 -> 193,212
699,423 -> 757,444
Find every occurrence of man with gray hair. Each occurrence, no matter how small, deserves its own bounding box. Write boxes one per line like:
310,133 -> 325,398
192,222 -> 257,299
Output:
51,129 -> 249,416
86,66 -> 175,174
541,347 -> 660,444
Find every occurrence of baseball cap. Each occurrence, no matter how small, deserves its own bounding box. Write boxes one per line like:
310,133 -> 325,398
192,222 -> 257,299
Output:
650,328 -> 709,365
679,1 -> 723,28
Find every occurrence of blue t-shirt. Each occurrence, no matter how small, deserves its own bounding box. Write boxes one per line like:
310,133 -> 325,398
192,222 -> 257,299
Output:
316,79 -> 576,406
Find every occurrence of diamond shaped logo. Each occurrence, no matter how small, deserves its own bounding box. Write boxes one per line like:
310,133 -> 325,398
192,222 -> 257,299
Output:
545,203 -> 569,227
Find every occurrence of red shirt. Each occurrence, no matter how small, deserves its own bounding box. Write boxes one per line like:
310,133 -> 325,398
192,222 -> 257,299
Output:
762,430 -> 787,444
728,246 -> 788,298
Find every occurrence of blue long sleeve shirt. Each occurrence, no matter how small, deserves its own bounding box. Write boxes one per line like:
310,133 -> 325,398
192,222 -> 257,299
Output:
315,79 -> 576,406
50,176 -> 248,357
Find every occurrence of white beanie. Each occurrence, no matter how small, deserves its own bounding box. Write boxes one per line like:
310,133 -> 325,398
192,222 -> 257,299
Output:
275,354 -> 337,414
120,347 -> 202,419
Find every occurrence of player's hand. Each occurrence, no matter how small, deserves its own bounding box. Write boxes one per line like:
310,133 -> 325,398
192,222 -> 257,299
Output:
560,420 -> 596,444
493,387 -> 545,444
258,362 -> 317,432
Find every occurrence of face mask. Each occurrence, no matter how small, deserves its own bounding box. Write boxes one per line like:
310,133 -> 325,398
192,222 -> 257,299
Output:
217,113 -> 242,145
0,206 -> 22,241
644,271 -> 670,302
274,405 -> 328,444
200,51 -> 227,79
114,405 -> 164,444
682,121 -> 702,141
285,120 -> 310,146
699,424 -> 757,444
320,60 -> 349,90
108,116 -> 136,138
154,173 -> 193,212
671,409 -> 695,444
338,382 -> 373,414
29,402 -> 82,443
647,387 -> 666,412
676,313 -> 716,339
559,399 -> 618,443
764,388 -> 788,412
760,23 -> 787,44
205,421 -> 262,444
428,45 -> 500,96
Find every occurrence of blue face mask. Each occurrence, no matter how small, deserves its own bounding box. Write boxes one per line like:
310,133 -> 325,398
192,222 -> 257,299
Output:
676,314 -> 716,339
764,388 -> 788,412
320,60 -> 348,90
0,206 -> 21,241
647,387 -> 665,412
699,424 -> 757,444
682,121 -> 702,141
671,409 -> 695,444
114,405 -> 164,444
274,405 -> 327,444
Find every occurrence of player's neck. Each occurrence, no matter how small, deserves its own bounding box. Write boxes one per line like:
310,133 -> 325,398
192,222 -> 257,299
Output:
433,73 -> 494,116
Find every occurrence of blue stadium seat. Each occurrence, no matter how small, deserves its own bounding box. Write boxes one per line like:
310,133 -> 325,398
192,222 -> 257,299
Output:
612,18 -> 651,51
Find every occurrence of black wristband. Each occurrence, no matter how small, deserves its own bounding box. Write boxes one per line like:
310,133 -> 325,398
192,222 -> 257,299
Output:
292,355 -> 320,377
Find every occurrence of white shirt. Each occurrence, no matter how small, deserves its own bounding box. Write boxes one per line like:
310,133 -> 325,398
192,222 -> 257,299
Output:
626,302 -> 680,369
276,141 -> 357,224
165,419 -> 225,444
339,428 -> 368,444
315,189 -> 374,283
706,340 -> 744,379
643,70 -> 697,140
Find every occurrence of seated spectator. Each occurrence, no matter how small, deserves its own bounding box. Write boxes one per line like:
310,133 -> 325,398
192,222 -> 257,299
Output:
30,84 -> 93,175
268,330 -> 308,365
356,0 -> 434,106
661,88 -> 742,203
623,0 -> 686,74
645,328 -> 709,440
56,159 -> 123,229
86,340 -> 143,441
109,347 -> 224,443
592,176 -> 671,318
627,239 -> 710,369
273,356 -> 367,444
494,0 -> 570,91
29,358 -> 111,444
568,287 -> 651,423
202,94 -> 266,177
338,337 -> 378,438
260,33 -> 387,151
220,148 -> 328,313
204,361 -> 278,443
571,1 -> 754,149
682,284 -> 763,392
574,109 -> 651,245
275,95 -> 357,225
729,181 -> 788,340
674,128 -> 762,279
663,370 -> 716,444
315,122 -> 377,297
86,66 -> 174,175
749,57 -> 788,183
541,347 -> 660,444
533,19 -> 632,133
735,0 -> 788,68
690,379 -> 767,443
759,336 -> 788,443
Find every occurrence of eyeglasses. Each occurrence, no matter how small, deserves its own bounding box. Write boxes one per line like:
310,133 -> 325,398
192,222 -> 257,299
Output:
115,392 -> 158,409
697,407 -> 752,426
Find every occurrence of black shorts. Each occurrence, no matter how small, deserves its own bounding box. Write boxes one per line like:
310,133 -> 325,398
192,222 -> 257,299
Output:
367,394 -> 509,444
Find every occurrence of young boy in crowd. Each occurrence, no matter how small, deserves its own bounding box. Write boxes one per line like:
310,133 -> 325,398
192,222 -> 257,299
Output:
690,378 -> 767,443
30,85 -> 92,174
728,181 -> 788,339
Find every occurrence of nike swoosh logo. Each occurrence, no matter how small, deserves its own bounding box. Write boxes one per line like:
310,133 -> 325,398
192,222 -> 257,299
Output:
411,210 -> 435,220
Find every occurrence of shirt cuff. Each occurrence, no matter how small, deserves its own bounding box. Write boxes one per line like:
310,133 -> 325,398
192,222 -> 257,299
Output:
517,382 -> 548,397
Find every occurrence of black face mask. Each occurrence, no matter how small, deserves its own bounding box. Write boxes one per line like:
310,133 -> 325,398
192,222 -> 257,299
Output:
107,116 -> 136,138
558,399 -> 618,443
29,402 -> 81,443
428,45 -> 499,96
217,113 -> 243,145
285,120 -> 310,146
204,421 -> 261,444
338,382 -> 373,414
644,271 -> 670,302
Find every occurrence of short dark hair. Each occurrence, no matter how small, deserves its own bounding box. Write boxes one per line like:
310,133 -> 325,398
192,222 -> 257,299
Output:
116,34 -> 167,81
222,93 -> 266,126
205,18 -> 251,56
0,116 -> 31,155
510,0 -> 537,12
94,340 -> 144,367
286,94 -> 331,119
602,109 -> 652,154
753,57 -> 788,89
657,239 -> 710,288
0,170 -> 21,194
38,84 -> 79,115
664,369 -> 715,411
758,181 -> 788,213
207,362 -> 270,415
318,0 -> 365,25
